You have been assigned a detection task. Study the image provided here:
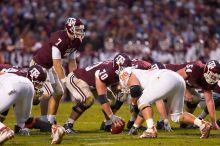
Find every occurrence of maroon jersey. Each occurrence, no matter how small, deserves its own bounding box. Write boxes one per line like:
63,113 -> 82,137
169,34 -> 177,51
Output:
73,60 -> 119,87
131,59 -> 151,70
165,63 -> 187,71
214,84 -> 220,93
175,62 -> 217,90
74,59 -> 151,87
0,64 -> 26,77
33,30 -> 82,69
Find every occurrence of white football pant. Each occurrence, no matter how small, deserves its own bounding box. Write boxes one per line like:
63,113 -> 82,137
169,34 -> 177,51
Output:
138,70 -> 186,115
0,73 -> 34,128
66,72 -> 93,103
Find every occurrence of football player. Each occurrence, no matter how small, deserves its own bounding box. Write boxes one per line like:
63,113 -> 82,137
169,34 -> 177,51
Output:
118,66 -> 212,139
30,17 -> 85,124
0,65 -> 65,144
166,60 -> 220,129
62,53 -> 134,133
129,61 -> 220,132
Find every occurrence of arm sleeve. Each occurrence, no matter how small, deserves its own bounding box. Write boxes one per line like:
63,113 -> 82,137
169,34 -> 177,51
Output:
52,46 -> 61,59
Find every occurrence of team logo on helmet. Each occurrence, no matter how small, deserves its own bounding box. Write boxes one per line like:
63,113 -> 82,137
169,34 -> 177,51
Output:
66,18 -> 76,26
29,68 -> 40,79
204,60 -> 220,84
115,55 -> 126,66
113,53 -> 132,68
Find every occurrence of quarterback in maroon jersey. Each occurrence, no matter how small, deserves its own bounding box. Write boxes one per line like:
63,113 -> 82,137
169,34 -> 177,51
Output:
30,17 -> 85,124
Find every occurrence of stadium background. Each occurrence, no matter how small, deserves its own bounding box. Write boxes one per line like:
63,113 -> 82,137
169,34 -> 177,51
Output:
0,0 -> 220,101
1,1 -> 220,145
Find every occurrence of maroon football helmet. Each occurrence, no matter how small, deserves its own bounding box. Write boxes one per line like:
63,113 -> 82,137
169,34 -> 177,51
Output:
150,62 -> 166,70
203,60 -> 220,84
65,17 -> 85,40
113,53 -> 132,69
27,65 -> 47,91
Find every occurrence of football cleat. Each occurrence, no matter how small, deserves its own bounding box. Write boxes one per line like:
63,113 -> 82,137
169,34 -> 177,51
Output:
0,127 -> 14,145
128,126 -> 138,135
63,123 -> 79,134
200,121 -> 212,139
140,126 -> 157,138
14,125 -> 30,136
156,120 -> 164,129
51,124 -> 65,144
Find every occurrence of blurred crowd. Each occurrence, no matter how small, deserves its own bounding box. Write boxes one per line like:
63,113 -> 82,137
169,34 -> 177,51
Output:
0,0 -> 220,69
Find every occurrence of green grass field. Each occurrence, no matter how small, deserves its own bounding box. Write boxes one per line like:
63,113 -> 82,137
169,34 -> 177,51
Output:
3,102 -> 220,146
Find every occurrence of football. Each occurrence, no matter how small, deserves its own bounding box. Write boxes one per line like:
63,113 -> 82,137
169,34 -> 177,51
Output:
111,119 -> 125,134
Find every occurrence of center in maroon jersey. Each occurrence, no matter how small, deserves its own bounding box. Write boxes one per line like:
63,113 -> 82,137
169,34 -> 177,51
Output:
73,59 -> 152,87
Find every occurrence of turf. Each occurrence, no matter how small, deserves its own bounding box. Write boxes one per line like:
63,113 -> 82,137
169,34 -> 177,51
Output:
3,102 -> 220,146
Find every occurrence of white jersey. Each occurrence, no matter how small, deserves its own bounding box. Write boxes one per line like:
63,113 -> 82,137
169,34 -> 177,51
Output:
119,67 -> 186,115
119,67 -> 169,89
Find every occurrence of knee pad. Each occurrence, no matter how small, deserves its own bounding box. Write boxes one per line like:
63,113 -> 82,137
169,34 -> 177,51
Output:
85,96 -> 94,107
72,101 -> 92,115
170,113 -> 181,123
185,101 -> 198,109
130,85 -> 143,98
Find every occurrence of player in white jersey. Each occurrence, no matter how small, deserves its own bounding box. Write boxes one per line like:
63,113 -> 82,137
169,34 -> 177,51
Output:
0,65 -> 65,145
118,67 -> 212,138
0,73 -> 34,144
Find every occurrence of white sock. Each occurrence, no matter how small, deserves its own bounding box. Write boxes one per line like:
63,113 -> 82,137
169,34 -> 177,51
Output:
48,115 -> 56,124
66,118 -> 75,124
194,118 -> 202,127
146,118 -> 154,129
0,122 -> 5,129
40,115 -> 48,122
133,123 -> 139,128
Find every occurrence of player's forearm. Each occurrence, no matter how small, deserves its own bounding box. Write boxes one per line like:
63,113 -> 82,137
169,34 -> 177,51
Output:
101,102 -> 113,117
68,59 -> 77,72
54,65 -> 65,80
206,97 -> 216,123
155,100 -> 168,119
204,90 -> 216,123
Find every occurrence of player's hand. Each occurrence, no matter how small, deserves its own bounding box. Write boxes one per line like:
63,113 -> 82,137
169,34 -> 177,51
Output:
164,119 -> 173,132
109,114 -> 124,127
211,121 -> 220,130
33,89 -> 43,105
164,123 -> 173,132
18,128 -> 30,136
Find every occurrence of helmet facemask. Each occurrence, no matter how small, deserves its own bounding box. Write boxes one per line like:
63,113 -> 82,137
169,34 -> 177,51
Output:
68,25 -> 85,41
203,70 -> 220,84
203,60 -> 220,84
